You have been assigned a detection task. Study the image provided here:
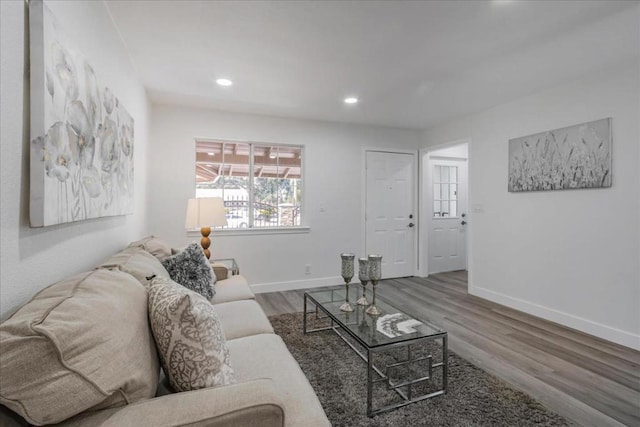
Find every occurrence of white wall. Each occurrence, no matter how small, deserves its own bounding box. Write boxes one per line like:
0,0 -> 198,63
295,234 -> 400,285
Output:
148,104 -> 421,292
421,63 -> 640,349
0,0 -> 150,317
428,142 -> 468,159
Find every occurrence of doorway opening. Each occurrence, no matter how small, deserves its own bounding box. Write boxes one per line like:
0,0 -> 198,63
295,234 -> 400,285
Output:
420,141 -> 469,276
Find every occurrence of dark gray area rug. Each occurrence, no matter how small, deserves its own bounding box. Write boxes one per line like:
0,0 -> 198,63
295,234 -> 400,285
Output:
270,312 -> 571,427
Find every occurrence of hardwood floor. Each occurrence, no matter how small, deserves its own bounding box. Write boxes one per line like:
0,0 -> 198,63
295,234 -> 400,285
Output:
255,271 -> 640,427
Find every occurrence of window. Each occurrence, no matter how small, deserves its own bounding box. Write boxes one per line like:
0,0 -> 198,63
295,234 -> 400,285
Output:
195,140 -> 303,228
433,165 -> 457,218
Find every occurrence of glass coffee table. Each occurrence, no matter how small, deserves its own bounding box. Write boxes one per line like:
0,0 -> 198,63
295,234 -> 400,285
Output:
304,285 -> 448,417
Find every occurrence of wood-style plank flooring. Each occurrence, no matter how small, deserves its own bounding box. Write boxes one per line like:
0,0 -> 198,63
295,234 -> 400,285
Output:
256,271 -> 640,427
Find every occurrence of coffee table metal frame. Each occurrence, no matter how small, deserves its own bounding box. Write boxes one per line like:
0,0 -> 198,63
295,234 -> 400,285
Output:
303,287 -> 448,417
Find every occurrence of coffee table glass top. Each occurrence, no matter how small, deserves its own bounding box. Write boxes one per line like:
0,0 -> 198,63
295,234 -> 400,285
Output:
305,285 -> 444,348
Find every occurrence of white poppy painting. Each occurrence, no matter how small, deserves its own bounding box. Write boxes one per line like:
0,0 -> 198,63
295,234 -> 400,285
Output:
508,118 -> 612,193
29,0 -> 134,227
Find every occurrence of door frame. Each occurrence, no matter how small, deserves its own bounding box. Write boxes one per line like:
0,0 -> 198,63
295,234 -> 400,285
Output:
419,138 -> 472,278
361,147 -> 420,277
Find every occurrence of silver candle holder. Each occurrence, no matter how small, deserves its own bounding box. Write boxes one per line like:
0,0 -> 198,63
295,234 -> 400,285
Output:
339,253 -> 355,312
356,258 -> 370,306
365,254 -> 382,316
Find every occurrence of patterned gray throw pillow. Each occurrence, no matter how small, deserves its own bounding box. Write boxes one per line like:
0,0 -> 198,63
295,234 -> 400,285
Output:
148,276 -> 235,392
161,243 -> 215,299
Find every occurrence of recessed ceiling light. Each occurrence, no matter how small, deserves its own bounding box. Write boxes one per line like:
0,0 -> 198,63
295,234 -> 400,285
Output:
216,78 -> 233,87
207,152 -> 214,156
344,97 -> 358,104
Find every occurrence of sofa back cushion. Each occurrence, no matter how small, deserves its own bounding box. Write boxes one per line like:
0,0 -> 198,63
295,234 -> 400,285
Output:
128,235 -> 172,261
0,269 -> 159,426
100,246 -> 170,288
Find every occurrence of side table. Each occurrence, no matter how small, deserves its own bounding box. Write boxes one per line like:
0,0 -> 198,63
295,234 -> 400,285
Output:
211,258 -> 240,277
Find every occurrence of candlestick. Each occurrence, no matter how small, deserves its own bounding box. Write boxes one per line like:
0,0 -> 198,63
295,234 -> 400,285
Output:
365,254 -> 382,316
339,253 -> 355,312
356,258 -> 370,306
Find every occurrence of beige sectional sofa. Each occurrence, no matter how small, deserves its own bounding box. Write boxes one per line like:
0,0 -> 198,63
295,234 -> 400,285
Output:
0,237 -> 330,427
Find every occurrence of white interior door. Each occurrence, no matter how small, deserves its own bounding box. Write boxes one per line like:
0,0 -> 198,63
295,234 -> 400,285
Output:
428,159 -> 468,273
365,151 -> 416,279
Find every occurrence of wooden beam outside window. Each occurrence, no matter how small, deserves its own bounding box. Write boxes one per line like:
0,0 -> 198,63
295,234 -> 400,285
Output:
195,152 -> 300,167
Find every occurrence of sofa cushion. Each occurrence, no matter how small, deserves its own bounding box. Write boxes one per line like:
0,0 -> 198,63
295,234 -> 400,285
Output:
99,246 -> 170,288
227,334 -> 330,427
57,379 -> 285,427
0,269 -> 159,426
148,277 -> 235,392
128,235 -> 172,261
161,243 -> 215,299
211,275 -> 254,304
215,300 -> 274,340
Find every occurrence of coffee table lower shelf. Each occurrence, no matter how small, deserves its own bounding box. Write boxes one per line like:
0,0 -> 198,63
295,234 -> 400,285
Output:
303,291 -> 448,417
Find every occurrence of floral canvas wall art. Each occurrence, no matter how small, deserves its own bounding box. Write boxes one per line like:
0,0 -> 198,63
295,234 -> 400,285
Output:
29,0 -> 134,227
508,118 -> 612,192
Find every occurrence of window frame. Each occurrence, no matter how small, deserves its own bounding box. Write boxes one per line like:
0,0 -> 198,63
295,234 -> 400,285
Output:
432,164 -> 459,219
191,137 -> 308,235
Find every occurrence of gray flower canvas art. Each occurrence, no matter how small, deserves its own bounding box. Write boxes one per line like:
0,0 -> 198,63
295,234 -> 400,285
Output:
508,118 -> 612,192
29,0 -> 134,227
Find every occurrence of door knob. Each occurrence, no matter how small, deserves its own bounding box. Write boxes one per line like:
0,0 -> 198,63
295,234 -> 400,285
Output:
461,220 -> 467,225
408,222 -> 415,228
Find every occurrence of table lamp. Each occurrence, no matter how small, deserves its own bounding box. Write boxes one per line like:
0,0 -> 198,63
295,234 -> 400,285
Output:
185,197 -> 228,259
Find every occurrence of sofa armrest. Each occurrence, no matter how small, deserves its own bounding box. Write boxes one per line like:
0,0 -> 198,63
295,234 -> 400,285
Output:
211,263 -> 228,281
56,379 -> 284,427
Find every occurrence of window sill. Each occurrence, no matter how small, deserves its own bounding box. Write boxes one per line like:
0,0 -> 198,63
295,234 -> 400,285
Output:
187,226 -> 310,237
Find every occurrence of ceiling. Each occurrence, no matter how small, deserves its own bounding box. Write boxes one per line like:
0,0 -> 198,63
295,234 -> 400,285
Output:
106,0 -> 639,130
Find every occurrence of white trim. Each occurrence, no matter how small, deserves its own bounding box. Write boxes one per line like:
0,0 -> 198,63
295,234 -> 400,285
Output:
251,275 -> 342,294
416,149 -> 425,276
470,285 -> 640,351
361,147 -> 420,277
429,155 -> 468,162
418,148 -> 429,277
187,226 -> 310,238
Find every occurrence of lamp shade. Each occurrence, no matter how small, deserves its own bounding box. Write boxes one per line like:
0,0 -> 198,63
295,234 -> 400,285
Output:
185,198 -> 228,229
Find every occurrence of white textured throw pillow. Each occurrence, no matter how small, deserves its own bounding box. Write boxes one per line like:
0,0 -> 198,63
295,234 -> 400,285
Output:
148,277 -> 235,392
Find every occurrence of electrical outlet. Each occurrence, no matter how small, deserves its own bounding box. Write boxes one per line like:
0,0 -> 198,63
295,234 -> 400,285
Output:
305,264 -> 311,275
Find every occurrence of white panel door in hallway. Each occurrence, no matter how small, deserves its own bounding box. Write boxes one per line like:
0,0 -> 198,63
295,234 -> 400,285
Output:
365,151 -> 416,278
428,159 -> 467,273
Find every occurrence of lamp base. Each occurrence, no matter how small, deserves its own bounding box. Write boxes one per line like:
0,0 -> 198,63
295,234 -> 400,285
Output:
340,302 -> 354,312
200,227 -> 211,259
366,305 -> 381,316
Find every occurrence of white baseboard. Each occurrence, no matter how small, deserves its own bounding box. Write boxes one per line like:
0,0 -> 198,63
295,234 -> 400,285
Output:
251,276 -> 342,294
470,285 -> 640,351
